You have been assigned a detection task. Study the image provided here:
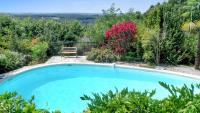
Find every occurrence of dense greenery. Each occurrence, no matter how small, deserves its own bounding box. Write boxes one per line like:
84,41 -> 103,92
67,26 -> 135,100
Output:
0,15 -> 84,73
86,1 -> 200,67
0,50 -> 25,72
81,82 -> 200,113
181,0 -> 200,69
85,5 -> 143,63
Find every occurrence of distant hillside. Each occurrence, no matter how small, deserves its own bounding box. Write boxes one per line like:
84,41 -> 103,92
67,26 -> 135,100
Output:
8,13 -> 101,24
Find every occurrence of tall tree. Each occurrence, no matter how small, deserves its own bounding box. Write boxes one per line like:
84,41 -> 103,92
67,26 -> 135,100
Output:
182,0 -> 200,69
144,3 -> 165,65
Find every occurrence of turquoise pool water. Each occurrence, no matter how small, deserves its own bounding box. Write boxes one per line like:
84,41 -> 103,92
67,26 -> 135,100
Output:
0,64 -> 199,113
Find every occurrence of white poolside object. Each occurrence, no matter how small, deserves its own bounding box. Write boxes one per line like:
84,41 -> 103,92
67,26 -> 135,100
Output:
113,63 -> 116,68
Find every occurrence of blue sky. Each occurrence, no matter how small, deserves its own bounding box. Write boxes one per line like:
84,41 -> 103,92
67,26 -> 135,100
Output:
0,0 -> 165,13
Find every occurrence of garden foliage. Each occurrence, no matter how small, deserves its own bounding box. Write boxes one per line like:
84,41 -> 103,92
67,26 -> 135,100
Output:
82,82 -> 200,113
87,48 -> 118,63
0,50 -> 25,73
0,92 -> 61,113
86,0 -> 200,66
0,16 -> 84,73
31,42 -> 49,63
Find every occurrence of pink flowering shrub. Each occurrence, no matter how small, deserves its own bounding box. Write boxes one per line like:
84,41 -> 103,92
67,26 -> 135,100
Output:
105,21 -> 137,55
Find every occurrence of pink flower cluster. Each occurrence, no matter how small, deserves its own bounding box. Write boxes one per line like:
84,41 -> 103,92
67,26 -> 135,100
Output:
106,22 -> 137,40
105,21 -> 137,55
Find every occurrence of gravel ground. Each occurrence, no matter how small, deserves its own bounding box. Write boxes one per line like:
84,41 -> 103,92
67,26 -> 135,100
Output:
157,65 -> 200,75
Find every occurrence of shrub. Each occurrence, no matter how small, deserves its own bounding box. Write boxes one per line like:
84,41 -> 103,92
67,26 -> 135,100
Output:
47,43 -> 62,56
81,82 -> 200,113
143,51 -> 155,64
81,89 -> 155,113
121,52 -> 137,62
0,92 -> 61,113
87,48 -> 118,63
105,21 -> 137,55
140,28 -> 159,64
0,50 -> 25,73
87,48 -> 101,61
15,39 -> 33,54
31,42 -> 49,63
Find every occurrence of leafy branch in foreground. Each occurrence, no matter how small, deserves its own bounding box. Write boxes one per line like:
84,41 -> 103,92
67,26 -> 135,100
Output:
0,92 -> 61,113
81,82 -> 200,113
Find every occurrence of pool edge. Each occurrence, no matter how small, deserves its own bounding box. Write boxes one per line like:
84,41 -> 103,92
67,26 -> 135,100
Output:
0,62 -> 200,83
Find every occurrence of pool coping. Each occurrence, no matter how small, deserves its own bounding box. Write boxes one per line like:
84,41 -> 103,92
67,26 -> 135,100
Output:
0,62 -> 200,83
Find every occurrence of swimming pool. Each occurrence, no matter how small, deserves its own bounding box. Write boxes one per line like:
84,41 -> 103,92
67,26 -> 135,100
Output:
0,64 -> 199,113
